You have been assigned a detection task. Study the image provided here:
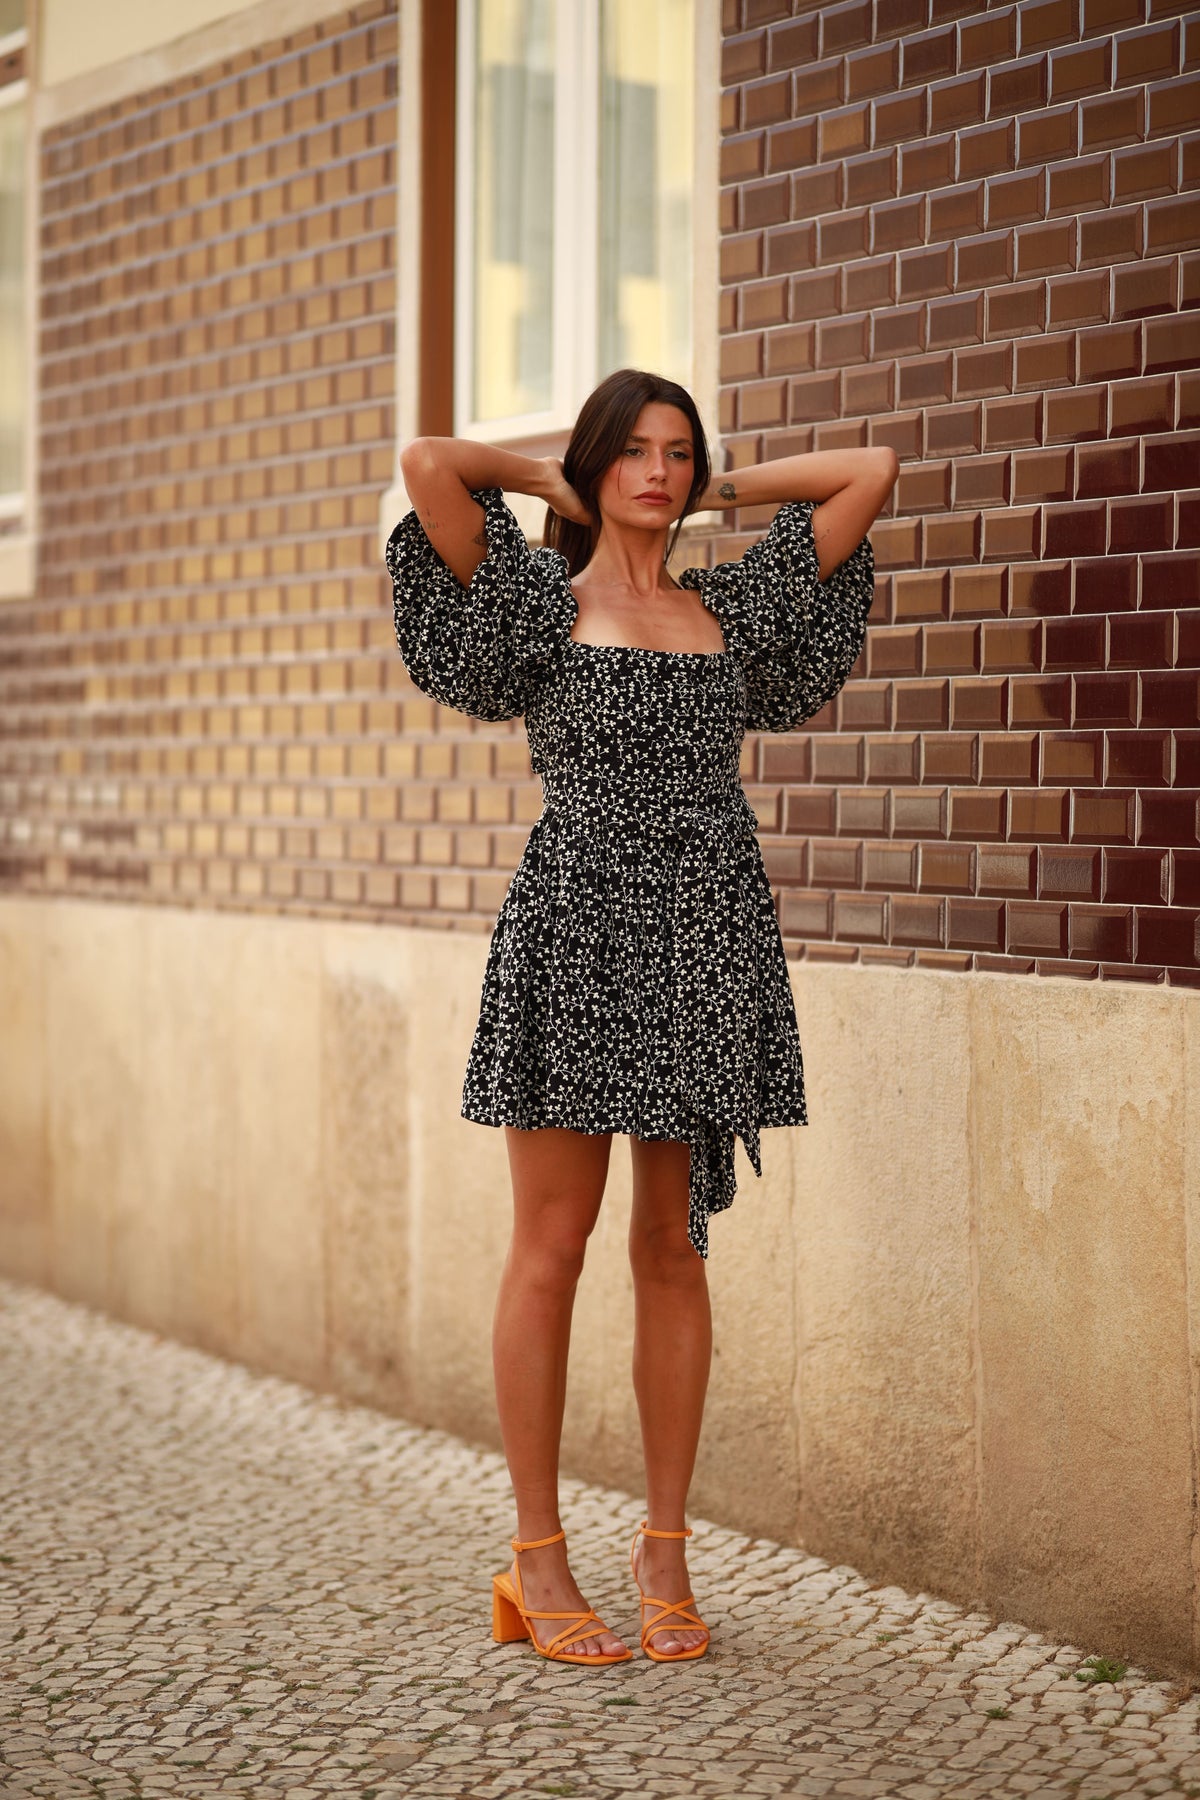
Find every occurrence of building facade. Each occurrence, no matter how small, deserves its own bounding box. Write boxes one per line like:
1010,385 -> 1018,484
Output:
2,0 -> 1199,1675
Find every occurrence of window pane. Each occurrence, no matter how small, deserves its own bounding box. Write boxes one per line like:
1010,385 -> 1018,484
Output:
470,0 -> 555,424
0,2 -> 25,36
0,96 -> 24,497
597,0 -> 693,389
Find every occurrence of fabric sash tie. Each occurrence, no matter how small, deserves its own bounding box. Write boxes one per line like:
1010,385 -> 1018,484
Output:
537,775 -> 763,1259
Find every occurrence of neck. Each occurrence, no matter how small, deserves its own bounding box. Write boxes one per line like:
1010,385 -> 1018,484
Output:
579,520 -> 676,594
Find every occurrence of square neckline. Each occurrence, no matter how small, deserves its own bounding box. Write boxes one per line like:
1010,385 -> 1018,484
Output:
563,569 -> 732,659
567,639 -> 734,659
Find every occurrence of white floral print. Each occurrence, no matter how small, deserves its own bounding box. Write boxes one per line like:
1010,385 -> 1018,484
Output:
385,487 -> 876,1257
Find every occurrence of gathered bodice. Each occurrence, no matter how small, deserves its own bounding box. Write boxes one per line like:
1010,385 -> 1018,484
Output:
525,639 -> 748,811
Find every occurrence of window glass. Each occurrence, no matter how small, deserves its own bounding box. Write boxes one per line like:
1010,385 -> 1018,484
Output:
0,2 -> 25,36
0,94 -> 23,496
470,0 -> 555,424
597,0 -> 693,388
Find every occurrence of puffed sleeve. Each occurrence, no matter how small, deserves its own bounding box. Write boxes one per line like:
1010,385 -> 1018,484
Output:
384,484 -> 573,721
677,499 -> 876,732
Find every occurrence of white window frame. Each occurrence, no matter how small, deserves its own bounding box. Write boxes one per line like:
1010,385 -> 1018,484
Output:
378,0 -> 717,551
0,69 -> 27,524
0,15 -> 32,595
452,0 -> 718,448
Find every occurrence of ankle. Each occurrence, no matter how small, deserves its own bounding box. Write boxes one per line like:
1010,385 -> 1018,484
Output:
513,1521 -> 564,1549
639,1521 -> 691,1549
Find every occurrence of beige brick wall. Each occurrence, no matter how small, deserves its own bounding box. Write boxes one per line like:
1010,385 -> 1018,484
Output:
0,2 -> 479,925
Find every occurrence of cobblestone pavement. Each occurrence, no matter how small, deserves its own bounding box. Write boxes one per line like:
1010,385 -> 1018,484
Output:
3,1278 -> 1200,1800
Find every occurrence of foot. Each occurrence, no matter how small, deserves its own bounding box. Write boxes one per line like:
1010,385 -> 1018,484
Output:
632,1533 -> 709,1657
511,1539 -> 630,1660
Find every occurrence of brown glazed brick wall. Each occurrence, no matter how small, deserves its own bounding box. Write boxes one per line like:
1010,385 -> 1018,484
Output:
0,1 -> 417,922
3,0 -> 1199,983
707,0 -> 1200,985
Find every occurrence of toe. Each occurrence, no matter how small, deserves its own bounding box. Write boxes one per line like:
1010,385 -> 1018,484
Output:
569,1630 -> 619,1658
652,1622 -> 706,1655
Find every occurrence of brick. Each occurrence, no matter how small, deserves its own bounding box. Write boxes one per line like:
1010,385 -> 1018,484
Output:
980,845 -> 1037,895
1008,901 -> 1068,955
779,889 -> 832,938
947,897 -> 1005,951
891,892 -> 945,945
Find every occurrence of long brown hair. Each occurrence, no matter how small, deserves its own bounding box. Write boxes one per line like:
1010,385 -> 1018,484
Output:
543,368 -> 711,578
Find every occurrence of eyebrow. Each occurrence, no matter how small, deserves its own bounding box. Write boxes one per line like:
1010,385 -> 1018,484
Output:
627,434 -> 693,446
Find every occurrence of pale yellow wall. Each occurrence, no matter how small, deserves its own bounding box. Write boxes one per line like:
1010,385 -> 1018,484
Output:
2,892 -> 1198,1679
38,0 -> 348,92
41,0 -> 252,85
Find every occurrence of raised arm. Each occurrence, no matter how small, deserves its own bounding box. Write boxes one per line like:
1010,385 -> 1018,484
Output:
398,438 -> 590,589
698,447 -> 898,583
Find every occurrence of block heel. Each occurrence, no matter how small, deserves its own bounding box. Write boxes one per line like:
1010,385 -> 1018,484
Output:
491,1576 -> 529,1643
490,1527 -> 632,1666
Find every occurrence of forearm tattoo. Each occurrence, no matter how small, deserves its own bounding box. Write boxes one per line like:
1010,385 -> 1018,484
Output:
718,481 -> 737,502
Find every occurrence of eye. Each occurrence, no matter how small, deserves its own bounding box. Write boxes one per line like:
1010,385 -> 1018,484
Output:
622,445 -> 642,456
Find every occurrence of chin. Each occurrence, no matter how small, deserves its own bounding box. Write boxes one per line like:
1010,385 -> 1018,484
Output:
630,506 -> 682,526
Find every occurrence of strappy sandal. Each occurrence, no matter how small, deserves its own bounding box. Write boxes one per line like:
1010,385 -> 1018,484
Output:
629,1520 -> 711,1662
491,1527 -> 632,1665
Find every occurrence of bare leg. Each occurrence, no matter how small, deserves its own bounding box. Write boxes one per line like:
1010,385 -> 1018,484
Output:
492,1124 -> 628,1658
627,1135 -> 712,1655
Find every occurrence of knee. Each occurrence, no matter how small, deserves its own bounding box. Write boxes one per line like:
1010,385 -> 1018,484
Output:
512,1216 -> 594,1293
628,1216 -> 703,1288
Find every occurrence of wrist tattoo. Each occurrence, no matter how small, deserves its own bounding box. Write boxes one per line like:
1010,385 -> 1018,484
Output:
718,481 -> 737,502
471,530 -> 488,548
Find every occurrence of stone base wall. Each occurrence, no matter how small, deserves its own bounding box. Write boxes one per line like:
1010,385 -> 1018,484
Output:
2,894 -> 1198,1675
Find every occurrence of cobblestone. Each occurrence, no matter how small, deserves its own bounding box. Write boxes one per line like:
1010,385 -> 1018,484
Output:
2,1277 -> 1200,1799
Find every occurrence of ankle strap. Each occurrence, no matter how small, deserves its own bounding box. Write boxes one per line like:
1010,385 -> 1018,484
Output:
638,1520 -> 692,1539
511,1528 -> 566,1552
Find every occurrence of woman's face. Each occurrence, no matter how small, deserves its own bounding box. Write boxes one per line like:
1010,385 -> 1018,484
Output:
594,401 -> 695,532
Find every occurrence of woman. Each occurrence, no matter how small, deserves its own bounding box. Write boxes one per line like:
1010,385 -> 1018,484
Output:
386,368 -> 897,1668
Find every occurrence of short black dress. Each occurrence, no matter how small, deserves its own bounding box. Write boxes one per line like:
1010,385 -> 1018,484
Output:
385,488 -> 876,1258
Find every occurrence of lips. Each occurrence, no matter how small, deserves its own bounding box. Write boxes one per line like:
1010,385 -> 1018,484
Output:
635,493 -> 672,505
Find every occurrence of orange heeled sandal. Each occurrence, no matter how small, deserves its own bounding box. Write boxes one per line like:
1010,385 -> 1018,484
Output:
491,1527 -> 633,1666
629,1520 -> 711,1663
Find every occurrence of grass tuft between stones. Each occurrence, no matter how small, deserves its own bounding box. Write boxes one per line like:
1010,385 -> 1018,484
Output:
1073,1656 -> 1128,1685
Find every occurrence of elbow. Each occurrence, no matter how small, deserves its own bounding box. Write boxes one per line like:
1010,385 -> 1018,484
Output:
870,445 -> 899,488
874,445 -> 900,497
399,436 -> 437,483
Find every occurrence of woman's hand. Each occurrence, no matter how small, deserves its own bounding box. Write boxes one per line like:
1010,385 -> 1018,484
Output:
540,458 -> 592,526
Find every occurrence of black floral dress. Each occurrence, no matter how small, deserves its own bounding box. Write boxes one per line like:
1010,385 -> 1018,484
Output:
385,488 -> 876,1258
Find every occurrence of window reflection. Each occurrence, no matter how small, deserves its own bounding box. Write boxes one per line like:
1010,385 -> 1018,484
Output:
462,0 -> 694,432
0,95 -> 23,497
598,0 -> 693,389
471,0 -> 555,424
